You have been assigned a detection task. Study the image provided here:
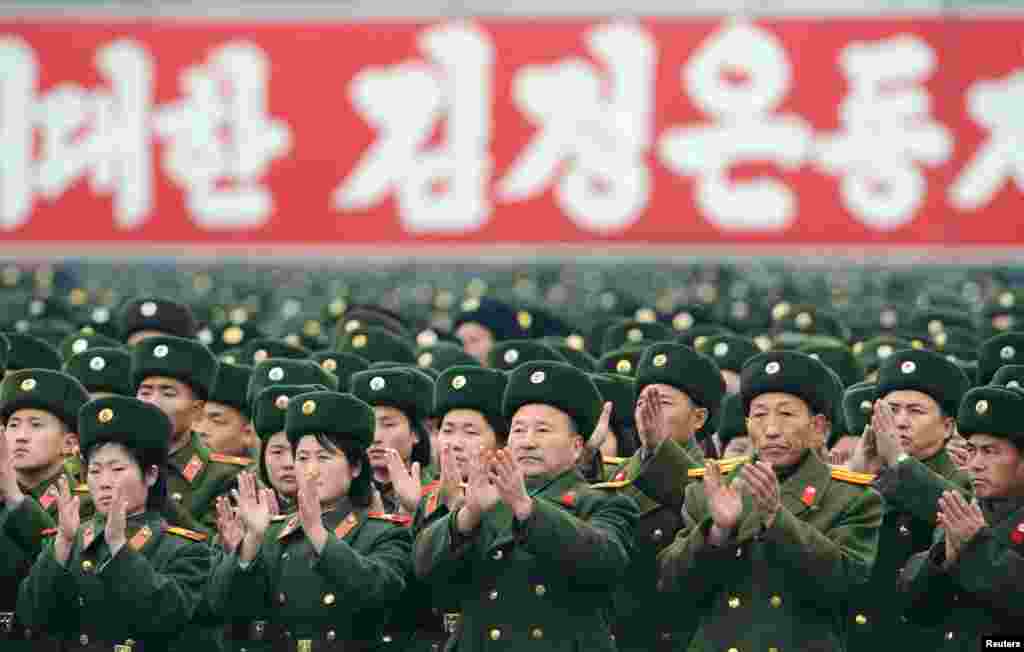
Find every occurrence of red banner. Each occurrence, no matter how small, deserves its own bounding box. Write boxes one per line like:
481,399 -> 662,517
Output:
0,18 -> 1022,247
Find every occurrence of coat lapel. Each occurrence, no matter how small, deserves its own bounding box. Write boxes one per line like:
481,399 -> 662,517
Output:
732,453 -> 830,540
486,469 -> 582,550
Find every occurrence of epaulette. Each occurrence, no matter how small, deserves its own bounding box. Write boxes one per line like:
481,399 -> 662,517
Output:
73,483 -> 90,494
40,528 -> 58,537
591,478 -> 631,489
830,466 -> 876,485
368,512 -> 412,527
602,456 -> 626,466
687,456 -> 750,478
165,526 -> 208,542
209,453 -> 252,467
421,479 -> 441,496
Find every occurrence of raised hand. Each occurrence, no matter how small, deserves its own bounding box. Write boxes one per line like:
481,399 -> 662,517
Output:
215,495 -> 243,554
0,431 -> 23,505
438,444 -> 466,513
233,471 -> 272,552
54,476 -> 80,566
104,484 -> 128,556
638,386 -> 672,451
872,401 -> 906,466
704,460 -> 743,545
490,449 -> 532,521
385,448 -> 422,514
946,439 -> 970,470
938,490 -> 987,569
741,461 -> 781,528
845,427 -> 881,474
456,449 -> 500,534
586,402 -> 614,452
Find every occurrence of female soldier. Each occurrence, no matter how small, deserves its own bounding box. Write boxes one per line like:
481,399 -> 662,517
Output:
16,396 -> 214,652
210,390 -> 411,651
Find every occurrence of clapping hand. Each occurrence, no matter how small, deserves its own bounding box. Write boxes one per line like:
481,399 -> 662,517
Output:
938,490 -> 986,569
54,476 -> 80,565
489,449 -> 532,521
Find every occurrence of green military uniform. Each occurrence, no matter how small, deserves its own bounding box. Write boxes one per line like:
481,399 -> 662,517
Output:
414,361 -> 639,652
900,386 -> 1024,650
844,349 -> 972,651
658,351 -> 884,652
15,396 -> 214,652
591,343 -> 723,652
209,391 -> 412,652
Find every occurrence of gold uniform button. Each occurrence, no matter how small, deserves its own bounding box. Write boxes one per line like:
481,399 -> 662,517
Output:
769,648 -> 779,652
489,628 -> 501,641
171,493 -> 183,503
81,560 -> 94,572
323,593 -> 336,606
855,614 -> 868,626
327,631 -> 336,641
770,595 -> 782,608
727,648 -> 739,652
531,628 -> 544,640
80,635 -> 90,645
534,584 -> 546,597
488,590 -> 498,601
727,596 -> 740,609
651,528 -> 663,542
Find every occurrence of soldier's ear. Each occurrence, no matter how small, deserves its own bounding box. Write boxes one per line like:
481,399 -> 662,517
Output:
693,407 -> 709,431
143,464 -> 159,489
62,431 -> 80,457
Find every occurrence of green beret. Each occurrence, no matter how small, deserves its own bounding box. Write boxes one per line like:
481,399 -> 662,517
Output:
598,346 -> 646,377
991,365 -> 1024,392
588,373 -> 636,434
79,396 -> 172,461
452,296 -> 529,342
842,382 -> 878,440
415,343 -> 479,374
118,296 -> 197,341
601,319 -> 672,355
1,369 -> 90,430
741,351 -> 835,417
909,308 -> 975,336
799,342 -> 864,388
241,338 -> 310,366
503,361 -> 602,440
434,366 -> 507,427
310,351 -> 369,391
636,343 -> 725,416
488,340 -> 566,371
252,383 -> 329,440
351,367 -> 433,422
5,332 -> 61,371
958,386 -> 1024,448
876,348 -> 970,418
63,347 -> 133,396
676,324 -> 733,351
716,393 -> 748,452
131,335 -> 218,400
697,335 -> 759,374
248,359 -> 339,406
59,331 -> 121,362
337,326 -> 415,365
209,363 -> 254,417
286,391 -> 375,450
853,336 -> 911,375
978,332 -> 1024,385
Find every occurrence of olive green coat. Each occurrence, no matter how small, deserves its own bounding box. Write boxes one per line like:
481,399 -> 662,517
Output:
167,432 -> 248,534
658,453 -> 884,652
16,510 -> 214,652
899,497 -> 1024,652
414,468 -> 638,652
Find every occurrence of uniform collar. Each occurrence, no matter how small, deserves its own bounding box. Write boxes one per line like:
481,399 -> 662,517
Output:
921,447 -> 958,478
525,467 -> 583,500
81,510 -> 164,553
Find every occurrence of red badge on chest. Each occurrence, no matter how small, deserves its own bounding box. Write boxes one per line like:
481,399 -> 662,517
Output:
39,484 -> 59,510
801,486 -> 817,507
1012,523 -> 1024,545
613,470 -> 626,482
560,491 -> 576,507
182,455 -> 204,483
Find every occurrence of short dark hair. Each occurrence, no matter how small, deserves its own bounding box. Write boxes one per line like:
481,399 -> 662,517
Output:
297,433 -> 372,508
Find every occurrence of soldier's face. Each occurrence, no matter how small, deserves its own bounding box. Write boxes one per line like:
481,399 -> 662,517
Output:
295,435 -> 360,505
263,431 -> 297,496
368,407 -> 418,473
508,404 -> 583,478
747,393 -> 826,468
194,402 -> 254,457
455,323 -> 495,366
5,408 -> 74,476
439,409 -> 499,478
136,376 -> 204,439
880,390 -> 951,461
635,384 -> 708,446
86,442 -> 156,516
966,434 -> 1024,499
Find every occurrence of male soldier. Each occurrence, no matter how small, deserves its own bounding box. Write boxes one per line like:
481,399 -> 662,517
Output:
132,335 -> 246,533
451,297 -> 529,366
900,385 -> 1024,648
658,351 -> 884,652
414,360 -> 638,652
118,296 -> 197,346
843,349 -> 972,650
591,342 -> 724,652
194,362 -> 257,460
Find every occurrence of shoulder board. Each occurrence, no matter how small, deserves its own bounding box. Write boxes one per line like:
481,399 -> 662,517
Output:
830,467 -> 876,485
73,484 -> 90,494
590,479 -> 631,489
421,479 -> 441,496
165,526 -> 209,542
40,527 -> 58,537
602,456 -> 626,466
368,512 -> 412,526
209,453 -> 252,467
687,456 -> 750,478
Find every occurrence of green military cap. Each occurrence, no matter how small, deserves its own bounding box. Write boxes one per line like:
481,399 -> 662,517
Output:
252,384 -> 330,440
842,382 -> 878,440
1,368 -> 89,430
718,298 -> 771,335
16,320 -> 76,350
415,342 -> 479,374
118,296 -> 197,341
926,327 -> 979,362
371,361 -> 441,383
63,347 -> 133,396
517,304 -> 574,340
665,304 -> 714,334
636,342 -> 725,416
697,335 -> 760,374
824,366 -> 847,447
488,339 -> 566,371
908,308 -> 975,337
977,332 -> 1024,385
546,341 -> 597,373
0,333 -> 8,375
598,346 -> 646,377
586,317 -> 624,358
587,288 -> 643,320
716,392 -> 747,453
241,338 -> 310,366
452,296 -> 529,342
248,358 -> 339,406
4,332 -> 62,371
990,365 -> 1024,392
502,361 -> 603,439
285,391 -> 375,450
414,327 -> 460,350
79,396 -> 172,460
338,304 -> 410,339
771,304 -> 849,341
799,342 -> 864,388
59,330 -> 121,362
876,348 -> 970,418
218,348 -> 244,365
740,351 -> 835,417
601,319 -> 672,355
984,289 -> 1024,334
351,367 -> 433,422
676,324 -> 733,352
852,335 -> 913,377
337,326 -> 415,365
310,351 -> 369,391
434,366 -> 508,431
131,335 -> 218,400
208,362 -> 254,417
588,373 -> 636,435
277,314 -> 329,352
958,386 -> 1024,448
202,323 -> 265,355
